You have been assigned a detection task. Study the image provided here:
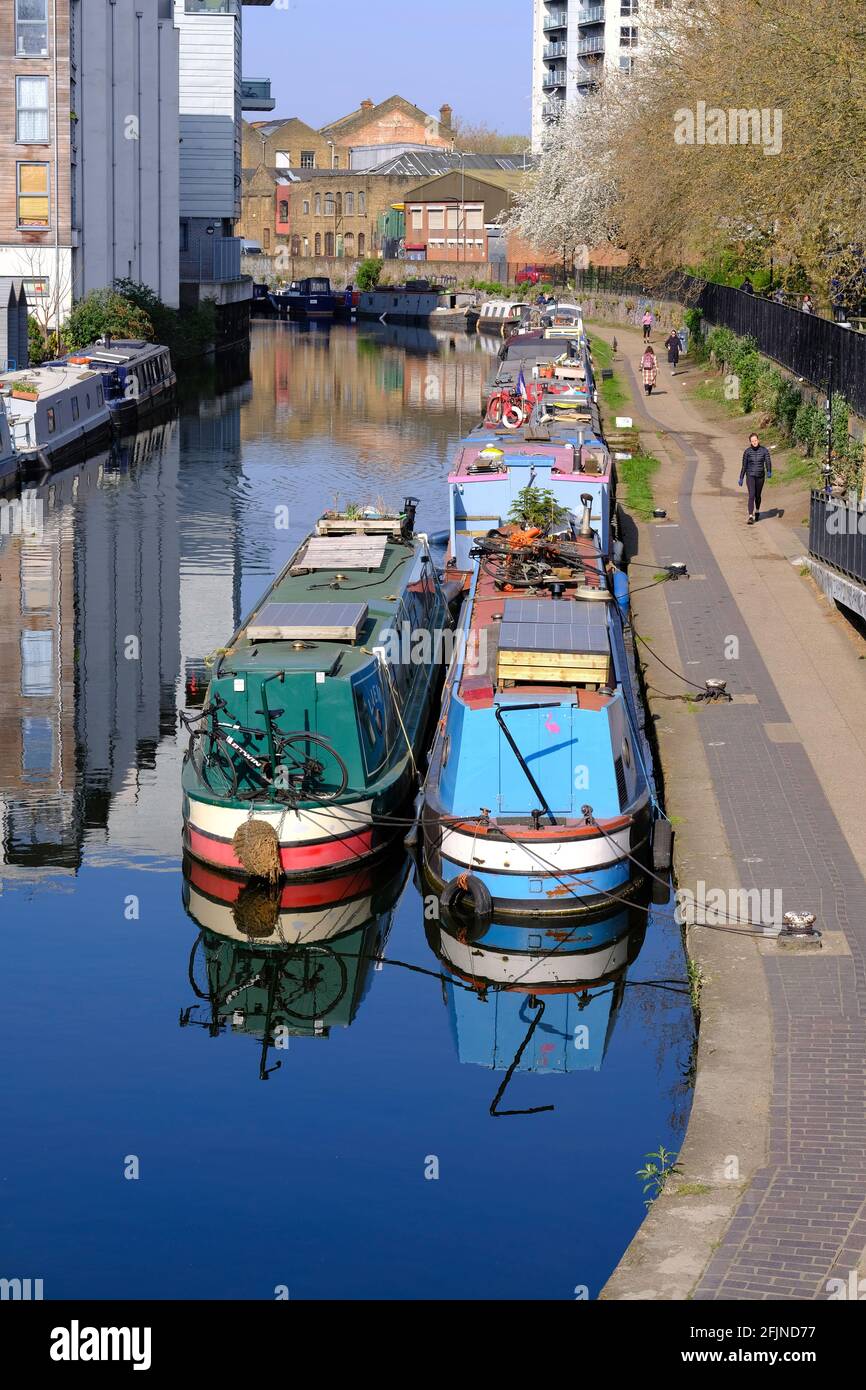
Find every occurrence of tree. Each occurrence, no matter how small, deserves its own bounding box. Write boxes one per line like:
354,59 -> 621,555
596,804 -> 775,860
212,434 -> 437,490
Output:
355,258 -> 383,291
450,118 -> 530,156
63,289 -> 153,350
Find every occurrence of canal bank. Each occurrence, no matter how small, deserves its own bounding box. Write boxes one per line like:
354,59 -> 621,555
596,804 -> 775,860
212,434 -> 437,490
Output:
597,323 -> 866,1300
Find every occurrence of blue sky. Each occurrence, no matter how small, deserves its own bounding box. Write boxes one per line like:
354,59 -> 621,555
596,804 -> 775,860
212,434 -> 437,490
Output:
242,0 -> 531,134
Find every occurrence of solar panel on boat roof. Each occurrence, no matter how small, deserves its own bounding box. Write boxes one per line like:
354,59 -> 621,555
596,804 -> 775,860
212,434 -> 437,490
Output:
499,598 -> 608,654
247,600 -> 368,642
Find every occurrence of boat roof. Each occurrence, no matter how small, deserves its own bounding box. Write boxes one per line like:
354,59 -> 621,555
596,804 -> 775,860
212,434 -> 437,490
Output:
0,361 -> 105,397
220,534 -> 424,680
75,339 -> 168,365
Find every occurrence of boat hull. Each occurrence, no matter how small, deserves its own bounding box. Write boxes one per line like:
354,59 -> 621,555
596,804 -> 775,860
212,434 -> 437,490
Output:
183,784 -> 408,880
422,803 -> 652,917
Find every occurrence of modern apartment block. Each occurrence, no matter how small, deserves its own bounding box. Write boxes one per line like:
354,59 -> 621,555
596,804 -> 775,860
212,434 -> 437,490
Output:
72,0 -> 181,307
175,0 -> 273,342
531,0 -> 647,149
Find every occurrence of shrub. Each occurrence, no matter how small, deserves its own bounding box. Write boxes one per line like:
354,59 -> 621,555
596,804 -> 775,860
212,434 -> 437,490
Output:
64,289 -> 153,350
355,258 -> 383,292
792,401 -> 825,455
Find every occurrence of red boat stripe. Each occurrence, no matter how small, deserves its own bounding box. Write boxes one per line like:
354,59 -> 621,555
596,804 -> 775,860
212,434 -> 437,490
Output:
187,824 -> 377,872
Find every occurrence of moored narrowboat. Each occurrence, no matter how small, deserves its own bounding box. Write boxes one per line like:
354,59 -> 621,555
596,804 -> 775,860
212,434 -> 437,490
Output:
73,338 -> 177,426
182,500 -> 451,879
0,361 -> 112,468
421,324 -> 665,919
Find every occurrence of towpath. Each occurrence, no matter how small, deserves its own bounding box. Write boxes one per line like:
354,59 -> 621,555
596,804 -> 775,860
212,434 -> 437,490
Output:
597,322 -> 866,1301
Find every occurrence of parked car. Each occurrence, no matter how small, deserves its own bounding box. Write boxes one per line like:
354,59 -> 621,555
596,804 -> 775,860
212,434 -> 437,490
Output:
515,265 -> 546,286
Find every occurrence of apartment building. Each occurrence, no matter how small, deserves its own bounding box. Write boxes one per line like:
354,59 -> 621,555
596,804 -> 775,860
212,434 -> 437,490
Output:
531,0 -> 648,149
175,0 -> 272,340
0,1 -> 73,331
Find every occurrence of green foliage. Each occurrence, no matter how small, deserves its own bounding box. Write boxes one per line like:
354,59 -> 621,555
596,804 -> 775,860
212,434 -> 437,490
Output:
792,401 -> 825,455
508,485 -> 567,529
636,1147 -> 682,1206
355,258 -> 383,292
27,315 -> 57,366
619,451 -> 661,521
113,278 -> 214,361
64,289 -> 153,351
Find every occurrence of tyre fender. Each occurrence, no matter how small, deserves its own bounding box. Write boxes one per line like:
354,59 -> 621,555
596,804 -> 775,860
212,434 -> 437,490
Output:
439,873 -> 493,933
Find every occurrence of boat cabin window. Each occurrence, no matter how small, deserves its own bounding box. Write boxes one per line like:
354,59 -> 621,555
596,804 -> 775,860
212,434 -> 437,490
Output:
46,407 -> 56,433
96,383 -> 103,405
71,396 -> 79,421
85,392 -> 91,410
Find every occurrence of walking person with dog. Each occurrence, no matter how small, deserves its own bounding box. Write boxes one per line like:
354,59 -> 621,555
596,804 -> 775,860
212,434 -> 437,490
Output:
739,431 -> 772,524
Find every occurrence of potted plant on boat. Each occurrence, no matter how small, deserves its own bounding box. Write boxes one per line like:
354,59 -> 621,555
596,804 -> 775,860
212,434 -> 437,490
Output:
10,380 -> 39,401
317,495 -> 417,537
508,485 -> 567,530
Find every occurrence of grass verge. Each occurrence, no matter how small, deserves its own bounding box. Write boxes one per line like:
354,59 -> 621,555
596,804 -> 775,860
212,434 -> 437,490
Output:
619,451 -> 661,520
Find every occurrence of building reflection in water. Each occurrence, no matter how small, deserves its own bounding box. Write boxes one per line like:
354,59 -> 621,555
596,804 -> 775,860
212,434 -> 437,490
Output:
180,852 -> 410,1079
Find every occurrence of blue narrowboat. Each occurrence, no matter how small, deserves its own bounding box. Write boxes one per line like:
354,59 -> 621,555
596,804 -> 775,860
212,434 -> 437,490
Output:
421,311 -> 665,919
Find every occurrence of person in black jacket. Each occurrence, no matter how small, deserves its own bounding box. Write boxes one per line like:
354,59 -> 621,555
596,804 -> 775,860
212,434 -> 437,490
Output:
739,432 -> 772,523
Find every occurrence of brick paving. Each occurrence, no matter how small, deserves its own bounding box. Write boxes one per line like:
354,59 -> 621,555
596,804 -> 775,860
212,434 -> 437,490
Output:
619,347 -> 866,1299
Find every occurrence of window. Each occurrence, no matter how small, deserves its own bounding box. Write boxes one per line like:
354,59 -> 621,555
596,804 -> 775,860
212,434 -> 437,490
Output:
21,716 -> 54,781
180,219 -> 190,252
300,151 -> 315,169
335,193 -> 342,216
22,276 -> 49,302
332,155 -> 340,168
16,0 -> 48,57
290,234 -> 301,256
410,207 -> 423,231
345,191 -> 354,215
85,392 -> 90,409
71,396 -> 79,422
21,544 -> 52,613
621,25 -> 639,46
324,231 -> 334,256
17,162 -> 49,228
358,233 -> 365,256
447,207 -> 459,230
466,206 -> 484,230
20,630 -> 53,698
358,191 -> 366,215
428,207 -> 445,231
314,232 -> 321,255
303,236 -> 309,255
324,193 -> 334,216
96,383 -> 103,405
17,76 -> 49,143
619,55 -> 635,73
344,232 -> 354,256
314,193 -> 321,215
278,199 -> 289,222
46,407 -> 56,433
620,0 -> 638,11
302,199 -> 310,216
263,227 -> 271,250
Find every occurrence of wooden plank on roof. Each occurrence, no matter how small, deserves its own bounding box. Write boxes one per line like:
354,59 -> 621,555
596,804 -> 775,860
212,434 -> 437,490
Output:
292,534 -> 387,572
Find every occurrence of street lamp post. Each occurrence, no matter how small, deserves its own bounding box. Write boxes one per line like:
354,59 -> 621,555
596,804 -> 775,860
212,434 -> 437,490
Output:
455,150 -> 474,265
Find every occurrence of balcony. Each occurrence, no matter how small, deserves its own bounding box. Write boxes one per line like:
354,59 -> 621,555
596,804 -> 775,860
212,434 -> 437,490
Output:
543,70 -> 568,88
575,61 -> 602,88
241,79 -> 275,111
577,36 -> 605,54
543,11 -> 569,31
180,236 -> 242,284
543,40 -> 568,58
577,5 -> 605,23
542,100 -> 565,120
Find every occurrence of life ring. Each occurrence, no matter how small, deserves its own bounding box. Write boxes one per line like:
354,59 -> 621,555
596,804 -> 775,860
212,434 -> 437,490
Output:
439,872 -> 493,932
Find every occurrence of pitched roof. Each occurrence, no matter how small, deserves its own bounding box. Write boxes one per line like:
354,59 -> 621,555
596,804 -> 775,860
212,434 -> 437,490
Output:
372,151 -> 529,178
320,95 -> 441,137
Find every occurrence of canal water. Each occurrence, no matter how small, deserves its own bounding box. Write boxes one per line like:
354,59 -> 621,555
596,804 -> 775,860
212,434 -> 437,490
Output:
0,321 -> 693,1300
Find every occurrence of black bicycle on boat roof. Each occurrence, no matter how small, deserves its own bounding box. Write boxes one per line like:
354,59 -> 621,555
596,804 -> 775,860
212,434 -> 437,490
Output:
181,693 -> 348,803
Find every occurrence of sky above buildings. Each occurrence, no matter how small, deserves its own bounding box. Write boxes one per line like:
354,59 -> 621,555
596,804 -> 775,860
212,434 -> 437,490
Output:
243,0 -> 531,135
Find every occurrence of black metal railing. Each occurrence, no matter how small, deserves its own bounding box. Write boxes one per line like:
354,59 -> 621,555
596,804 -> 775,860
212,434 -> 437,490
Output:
567,268 -> 866,416
809,490 -> 866,585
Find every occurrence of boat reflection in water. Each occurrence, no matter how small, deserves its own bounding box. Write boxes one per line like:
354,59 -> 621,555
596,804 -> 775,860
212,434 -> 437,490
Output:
180,852 -> 410,1078
425,892 -> 649,1112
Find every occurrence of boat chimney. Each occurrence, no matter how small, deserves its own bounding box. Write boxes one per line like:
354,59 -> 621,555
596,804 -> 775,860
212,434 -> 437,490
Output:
579,492 -> 593,538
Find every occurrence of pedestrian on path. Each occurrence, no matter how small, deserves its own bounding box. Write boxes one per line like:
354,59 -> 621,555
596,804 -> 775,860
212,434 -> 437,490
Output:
802,293 -> 814,314
664,329 -> 681,375
641,345 -> 658,395
641,309 -> 653,340
739,431 -> 772,523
